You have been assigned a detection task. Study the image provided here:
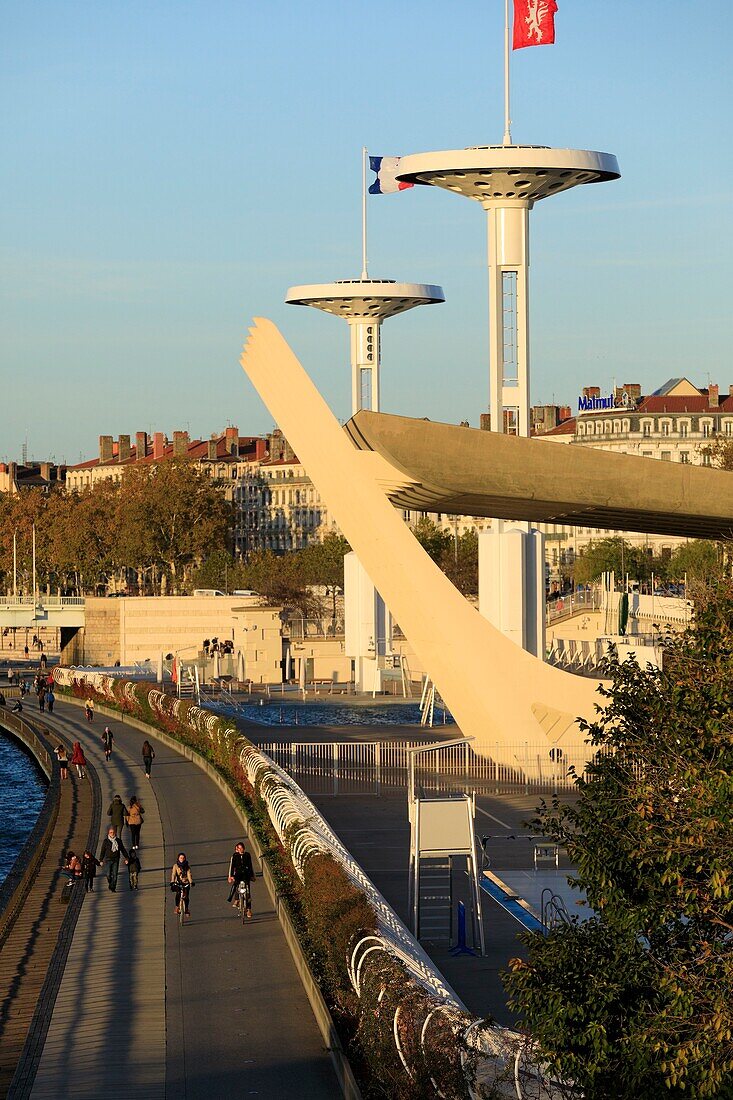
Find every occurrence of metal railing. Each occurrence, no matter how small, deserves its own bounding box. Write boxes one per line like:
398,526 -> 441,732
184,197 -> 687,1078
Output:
0,595 -> 85,607
258,738 -> 592,792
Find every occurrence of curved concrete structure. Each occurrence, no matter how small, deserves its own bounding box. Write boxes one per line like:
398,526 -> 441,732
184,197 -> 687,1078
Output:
346,411 -> 733,541
395,145 -> 620,205
241,318 -> 602,773
285,279 -> 444,319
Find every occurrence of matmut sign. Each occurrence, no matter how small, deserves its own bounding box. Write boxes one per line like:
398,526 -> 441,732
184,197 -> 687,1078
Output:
578,391 -> 631,413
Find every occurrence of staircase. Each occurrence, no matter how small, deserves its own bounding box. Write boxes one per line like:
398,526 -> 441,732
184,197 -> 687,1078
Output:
417,857 -> 452,943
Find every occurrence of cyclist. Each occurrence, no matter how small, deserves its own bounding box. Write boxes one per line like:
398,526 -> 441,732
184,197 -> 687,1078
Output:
227,841 -> 254,918
170,852 -> 194,919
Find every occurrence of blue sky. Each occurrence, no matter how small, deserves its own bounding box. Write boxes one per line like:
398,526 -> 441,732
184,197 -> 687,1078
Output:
1,1 -> 731,463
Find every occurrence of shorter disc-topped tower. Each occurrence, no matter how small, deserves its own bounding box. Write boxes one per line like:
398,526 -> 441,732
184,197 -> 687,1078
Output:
286,269 -> 443,689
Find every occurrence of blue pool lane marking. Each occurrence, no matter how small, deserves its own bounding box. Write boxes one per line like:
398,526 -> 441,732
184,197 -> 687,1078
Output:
480,871 -> 547,934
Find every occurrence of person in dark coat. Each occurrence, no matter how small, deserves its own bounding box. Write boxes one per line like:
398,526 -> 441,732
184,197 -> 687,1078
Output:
107,794 -> 126,834
141,740 -> 155,779
99,827 -> 129,892
226,842 -> 254,917
102,726 -> 114,761
128,849 -> 141,890
82,849 -> 101,892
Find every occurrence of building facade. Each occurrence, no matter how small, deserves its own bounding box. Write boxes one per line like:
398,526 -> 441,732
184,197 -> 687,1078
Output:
539,377 -> 730,558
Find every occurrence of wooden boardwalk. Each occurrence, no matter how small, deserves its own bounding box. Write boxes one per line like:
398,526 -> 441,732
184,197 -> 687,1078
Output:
0,723 -> 97,1099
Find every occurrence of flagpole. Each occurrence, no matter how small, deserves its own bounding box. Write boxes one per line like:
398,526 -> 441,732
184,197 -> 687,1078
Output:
361,146 -> 368,279
503,0 -> 512,145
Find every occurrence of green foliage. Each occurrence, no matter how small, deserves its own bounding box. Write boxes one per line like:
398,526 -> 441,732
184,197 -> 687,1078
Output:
669,539 -> 722,584
411,518 -> 478,597
572,536 -> 662,586
504,582 -> 733,1099
0,459 -> 233,595
412,517 -> 453,562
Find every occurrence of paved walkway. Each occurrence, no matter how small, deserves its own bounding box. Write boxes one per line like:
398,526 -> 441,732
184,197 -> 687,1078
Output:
28,703 -> 337,1099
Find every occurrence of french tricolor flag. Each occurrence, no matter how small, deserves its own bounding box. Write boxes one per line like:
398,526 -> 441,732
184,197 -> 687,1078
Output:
368,156 -> 414,195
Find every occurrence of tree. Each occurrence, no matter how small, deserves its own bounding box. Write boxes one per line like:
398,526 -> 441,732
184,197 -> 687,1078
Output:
669,539 -> 722,585
440,528 -> 479,597
504,583 -> 733,1099
116,459 -> 233,593
572,537 -> 659,587
411,517 -> 453,563
241,550 -> 318,615
699,435 -> 733,471
299,533 -> 351,620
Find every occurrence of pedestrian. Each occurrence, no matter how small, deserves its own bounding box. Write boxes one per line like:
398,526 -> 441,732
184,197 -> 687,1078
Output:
126,796 -> 144,849
46,688 -> 55,714
38,687 -> 46,713
127,849 -> 141,890
55,743 -> 69,780
170,852 -> 194,918
99,827 -> 129,892
85,697 -> 94,723
101,725 -> 114,761
107,794 -> 126,836
71,741 -> 87,779
61,849 -> 83,883
24,644 -> 29,660
226,841 -> 254,918
40,652 -> 47,669
142,740 -> 155,779
11,700 -> 22,713
0,691 -> 5,706
81,849 -> 101,892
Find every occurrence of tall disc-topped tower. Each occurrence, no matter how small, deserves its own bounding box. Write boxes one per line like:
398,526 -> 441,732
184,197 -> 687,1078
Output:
286,278 -> 444,690
396,146 -> 620,657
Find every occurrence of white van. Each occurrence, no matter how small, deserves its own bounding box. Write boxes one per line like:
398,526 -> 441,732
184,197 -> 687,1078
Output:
192,589 -> 226,596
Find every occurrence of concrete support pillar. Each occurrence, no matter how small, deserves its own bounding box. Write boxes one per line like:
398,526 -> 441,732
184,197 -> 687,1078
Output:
479,524 -> 545,658
344,551 -> 390,692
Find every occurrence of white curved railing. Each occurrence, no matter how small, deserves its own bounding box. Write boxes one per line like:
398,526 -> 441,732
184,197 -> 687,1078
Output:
52,666 -> 565,1099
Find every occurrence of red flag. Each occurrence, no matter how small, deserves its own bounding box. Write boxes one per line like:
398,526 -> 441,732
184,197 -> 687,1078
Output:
513,0 -> 558,50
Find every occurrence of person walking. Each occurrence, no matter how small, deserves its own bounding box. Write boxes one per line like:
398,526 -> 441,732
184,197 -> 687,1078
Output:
99,827 -> 129,892
126,796 -> 144,850
170,853 -> 194,918
81,849 -> 101,892
55,743 -> 69,780
127,849 -> 141,890
226,841 -> 254,918
46,687 -> 55,714
38,686 -> 46,713
142,740 -> 155,779
71,741 -> 87,779
101,725 -> 114,761
85,697 -> 94,723
107,793 -> 126,836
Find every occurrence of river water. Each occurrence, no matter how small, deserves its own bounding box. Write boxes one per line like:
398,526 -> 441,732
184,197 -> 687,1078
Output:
0,731 -> 47,887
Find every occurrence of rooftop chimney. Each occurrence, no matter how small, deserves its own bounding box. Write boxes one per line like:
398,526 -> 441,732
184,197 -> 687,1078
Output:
99,435 -> 114,463
225,426 -> 239,456
118,435 -> 131,462
479,413 -> 491,431
153,432 -> 165,460
136,431 -> 148,460
582,386 -> 601,399
173,430 -> 189,457
39,461 -> 52,482
207,439 -> 217,461
709,384 -> 719,408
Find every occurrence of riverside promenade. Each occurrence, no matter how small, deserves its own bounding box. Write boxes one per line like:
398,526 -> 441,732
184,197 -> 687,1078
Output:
8,701 -> 337,1099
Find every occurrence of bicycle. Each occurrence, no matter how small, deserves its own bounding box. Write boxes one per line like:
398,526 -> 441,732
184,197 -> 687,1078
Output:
235,879 -> 252,923
177,883 -> 191,925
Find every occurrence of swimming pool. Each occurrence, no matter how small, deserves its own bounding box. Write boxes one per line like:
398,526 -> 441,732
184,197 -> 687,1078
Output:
206,700 -> 455,728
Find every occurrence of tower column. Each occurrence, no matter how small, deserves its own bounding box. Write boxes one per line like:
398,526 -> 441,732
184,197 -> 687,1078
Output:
349,318 -> 381,412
